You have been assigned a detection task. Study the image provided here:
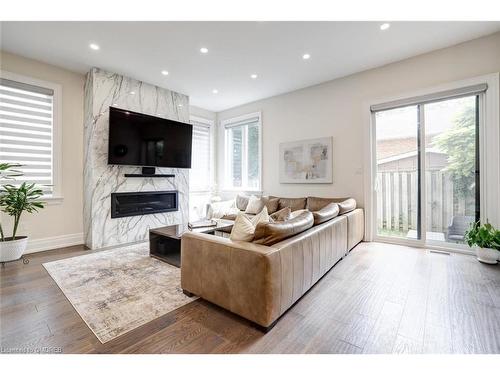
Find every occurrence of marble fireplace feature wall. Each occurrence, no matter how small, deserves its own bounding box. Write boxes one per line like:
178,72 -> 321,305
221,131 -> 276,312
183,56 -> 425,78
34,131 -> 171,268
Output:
84,68 -> 189,249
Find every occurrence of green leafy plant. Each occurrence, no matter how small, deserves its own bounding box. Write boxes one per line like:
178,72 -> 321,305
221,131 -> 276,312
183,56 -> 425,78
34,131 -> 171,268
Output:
0,163 -> 23,179
433,104 -> 476,198
0,164 -> 45,241
464,221 -> 500,251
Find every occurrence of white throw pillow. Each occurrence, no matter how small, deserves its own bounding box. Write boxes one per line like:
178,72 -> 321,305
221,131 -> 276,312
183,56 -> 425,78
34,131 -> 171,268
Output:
230,207 -> 269,242
209,200 -> 238,219
230,214 -> 256,241
251,206 -> 269,226
245,195 -> 265,214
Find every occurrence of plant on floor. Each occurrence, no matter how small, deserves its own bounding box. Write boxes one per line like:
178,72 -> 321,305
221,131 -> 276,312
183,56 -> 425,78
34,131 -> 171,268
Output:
0,183 -> 45,241
464,221 -> 500,250
464,221 -> 500,264
0,162 -> 45,240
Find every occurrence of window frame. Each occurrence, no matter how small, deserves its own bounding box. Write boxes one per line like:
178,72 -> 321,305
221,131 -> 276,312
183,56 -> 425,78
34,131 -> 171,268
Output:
363,73 -> 500,255
222,111 -> 262,192
0,70 -> 63,203
189,115 -> 215,193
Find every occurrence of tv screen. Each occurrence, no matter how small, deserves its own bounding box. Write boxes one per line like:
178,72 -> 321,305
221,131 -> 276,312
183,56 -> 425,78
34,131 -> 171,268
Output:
108,107 -> 192,168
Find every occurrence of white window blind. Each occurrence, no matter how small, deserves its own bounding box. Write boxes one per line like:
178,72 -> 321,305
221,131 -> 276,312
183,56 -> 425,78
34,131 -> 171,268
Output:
189,120 -> 211,192
223,113 -> 261,190
0,78 -> 54,195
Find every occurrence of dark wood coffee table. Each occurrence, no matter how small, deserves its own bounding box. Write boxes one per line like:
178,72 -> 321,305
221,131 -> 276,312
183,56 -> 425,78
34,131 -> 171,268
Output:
149,219 -> 234,267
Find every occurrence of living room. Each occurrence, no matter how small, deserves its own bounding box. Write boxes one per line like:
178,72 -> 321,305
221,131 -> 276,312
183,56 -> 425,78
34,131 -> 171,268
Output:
1,0 -> 500,372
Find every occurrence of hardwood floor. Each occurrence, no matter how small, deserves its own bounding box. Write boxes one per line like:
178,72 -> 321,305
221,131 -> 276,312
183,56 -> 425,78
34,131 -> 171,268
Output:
1,242 -> 499,354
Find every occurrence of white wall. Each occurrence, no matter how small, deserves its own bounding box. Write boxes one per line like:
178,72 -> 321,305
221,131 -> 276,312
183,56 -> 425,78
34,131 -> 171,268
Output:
0,51 -> 85,252
217,32 -> 500,207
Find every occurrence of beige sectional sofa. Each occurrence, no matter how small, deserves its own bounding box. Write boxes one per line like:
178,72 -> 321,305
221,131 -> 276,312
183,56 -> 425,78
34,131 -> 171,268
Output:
181,195 -> 364,330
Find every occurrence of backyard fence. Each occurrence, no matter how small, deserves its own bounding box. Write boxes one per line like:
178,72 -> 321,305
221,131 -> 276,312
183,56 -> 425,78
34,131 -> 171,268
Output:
376,170 -> 474,236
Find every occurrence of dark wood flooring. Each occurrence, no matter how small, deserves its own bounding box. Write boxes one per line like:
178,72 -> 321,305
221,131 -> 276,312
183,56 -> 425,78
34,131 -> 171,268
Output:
1,242 -> 499,354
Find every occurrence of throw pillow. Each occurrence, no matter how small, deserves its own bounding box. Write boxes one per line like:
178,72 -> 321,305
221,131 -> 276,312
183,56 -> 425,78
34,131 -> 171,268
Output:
229,207 -> 269,242
235,194 -> 250,211
261,196 -> 280,214
251,206 -> 269,226
208,199 -> 239,219
245,195 -> 265,214
269,207 -> 292,222
229,214 -> 255,242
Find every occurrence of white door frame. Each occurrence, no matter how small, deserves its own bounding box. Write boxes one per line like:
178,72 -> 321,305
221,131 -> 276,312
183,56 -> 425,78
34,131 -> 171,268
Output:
363,73 -> 500,254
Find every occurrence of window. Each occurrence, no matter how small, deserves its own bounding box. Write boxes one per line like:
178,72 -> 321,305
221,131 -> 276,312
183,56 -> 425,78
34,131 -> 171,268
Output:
369,79 -> 497,250
189,116 -> 213,192
0,73 -> 61,198
189,116 -> 214,220
223,112 -> 261,191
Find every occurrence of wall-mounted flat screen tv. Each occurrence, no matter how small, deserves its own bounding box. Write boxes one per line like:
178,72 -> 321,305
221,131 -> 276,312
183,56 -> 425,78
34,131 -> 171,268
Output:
108,107 -> 192,168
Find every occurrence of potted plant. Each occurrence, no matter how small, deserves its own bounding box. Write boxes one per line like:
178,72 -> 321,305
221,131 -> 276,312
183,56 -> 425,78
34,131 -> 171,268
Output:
0,163 -> 45,263
464,221 -> 500,264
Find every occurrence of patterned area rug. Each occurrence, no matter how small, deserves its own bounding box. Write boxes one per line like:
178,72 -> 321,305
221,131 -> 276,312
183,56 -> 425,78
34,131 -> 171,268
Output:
43,243 -> 196,343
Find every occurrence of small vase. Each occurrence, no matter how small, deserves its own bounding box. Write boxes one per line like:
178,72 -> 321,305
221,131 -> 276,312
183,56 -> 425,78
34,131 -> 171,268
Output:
475,246 -> 499,265
0,236 -> 28,262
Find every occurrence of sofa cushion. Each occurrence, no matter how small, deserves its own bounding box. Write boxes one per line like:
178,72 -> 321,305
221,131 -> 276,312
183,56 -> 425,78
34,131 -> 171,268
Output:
306,196 -> 357,214
278,197 -> 307,211
312,202 -> 339,225
235,194 -> 250,211
269,207 -> 292,222
253,210 -> 314,246
245,195 -> 265,214
230,207 -> 269,242
337,198 -> 357,214
262,196 -> 280,214
290,209 -> 309,218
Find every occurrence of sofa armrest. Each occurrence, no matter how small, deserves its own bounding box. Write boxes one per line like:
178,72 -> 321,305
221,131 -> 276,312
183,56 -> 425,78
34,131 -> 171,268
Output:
181,232 -> 281,327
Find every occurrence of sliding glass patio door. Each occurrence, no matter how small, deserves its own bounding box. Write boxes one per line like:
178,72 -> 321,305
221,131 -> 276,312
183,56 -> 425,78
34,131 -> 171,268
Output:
373,91 -> 482,247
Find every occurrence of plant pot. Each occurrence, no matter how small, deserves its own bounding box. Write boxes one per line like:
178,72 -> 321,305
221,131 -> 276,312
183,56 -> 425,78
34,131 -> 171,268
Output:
0,236 -> 28,262
475,246 -> 499,265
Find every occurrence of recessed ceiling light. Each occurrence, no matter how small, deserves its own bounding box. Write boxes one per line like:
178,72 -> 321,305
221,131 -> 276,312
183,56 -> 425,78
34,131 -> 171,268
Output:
302,53 -> 311,60
251,74 -> 258,79
89,43 -> 100,51
212,89 -> 218,94
200,47 -> 208,54
178,104 -> 183,107
380,23 -> 391,31
161,70 -> 169,76
130,91 -> 135,95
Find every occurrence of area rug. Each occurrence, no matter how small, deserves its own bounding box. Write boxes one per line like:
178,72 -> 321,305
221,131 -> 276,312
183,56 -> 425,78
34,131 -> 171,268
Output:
43,243 -> 196,343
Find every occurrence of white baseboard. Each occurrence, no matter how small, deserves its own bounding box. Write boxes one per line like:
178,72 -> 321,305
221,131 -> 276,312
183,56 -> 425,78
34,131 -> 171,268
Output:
26,232 -> 84,254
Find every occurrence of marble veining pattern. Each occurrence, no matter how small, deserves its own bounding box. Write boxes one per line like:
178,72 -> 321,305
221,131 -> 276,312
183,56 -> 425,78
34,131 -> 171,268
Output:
84,68 -> 189,249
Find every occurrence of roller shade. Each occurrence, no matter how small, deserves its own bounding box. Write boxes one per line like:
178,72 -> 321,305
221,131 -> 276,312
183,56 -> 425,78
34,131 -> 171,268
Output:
0,78 -> 54,195
223,115 -> 260,129
371,83 -> 488,112
189,120 -> 211,191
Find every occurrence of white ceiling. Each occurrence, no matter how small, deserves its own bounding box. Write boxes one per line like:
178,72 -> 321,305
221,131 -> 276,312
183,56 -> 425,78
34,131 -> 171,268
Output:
1,22 -> 499,112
